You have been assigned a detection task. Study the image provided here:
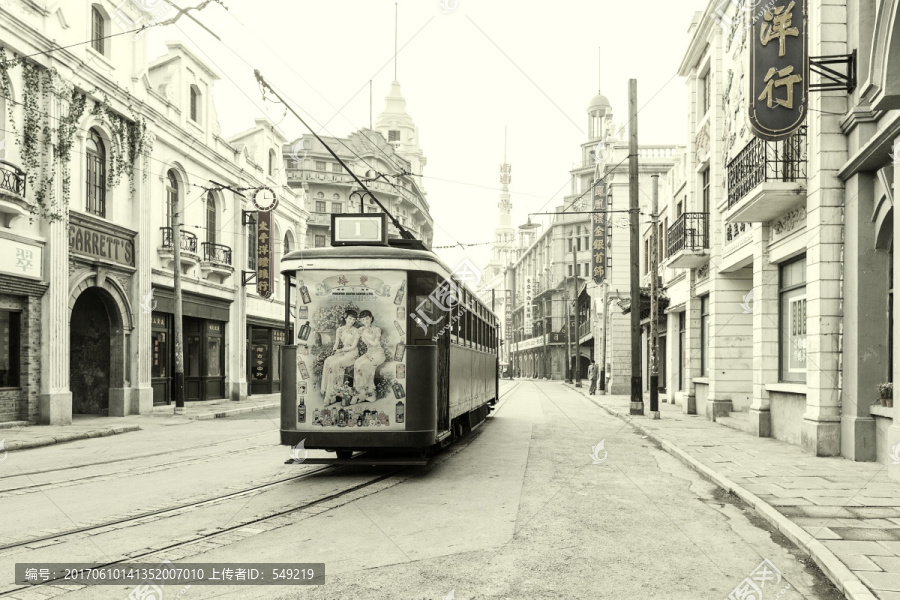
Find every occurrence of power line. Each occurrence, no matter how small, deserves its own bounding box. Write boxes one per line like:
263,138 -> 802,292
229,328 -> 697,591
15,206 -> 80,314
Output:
0,27 -> 147,67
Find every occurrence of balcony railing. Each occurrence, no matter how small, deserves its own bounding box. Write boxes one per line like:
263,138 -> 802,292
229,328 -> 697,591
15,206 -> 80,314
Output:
0,159 -> 26,198
727,126 -> 807,210
667,212 -> 709,257
160,227 -> 198,254
201,242 -> 232,265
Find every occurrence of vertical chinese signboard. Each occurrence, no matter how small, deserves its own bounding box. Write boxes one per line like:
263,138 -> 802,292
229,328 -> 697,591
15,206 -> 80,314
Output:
592,181 -> 607,284
524,276 -> 533,338
749,0 -> 807,141
253,188 -> 279,299
505,289 -> 513,342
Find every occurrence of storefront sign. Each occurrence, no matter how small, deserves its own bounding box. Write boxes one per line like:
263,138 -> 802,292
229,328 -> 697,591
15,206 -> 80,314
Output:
524,277 -> 533,337
68,219 -> 135,268
0,236 -> 42,279
592,181 -> 607,284
254,187 -> 278,299
749,0 -> 807,141
504,290 -> 512,342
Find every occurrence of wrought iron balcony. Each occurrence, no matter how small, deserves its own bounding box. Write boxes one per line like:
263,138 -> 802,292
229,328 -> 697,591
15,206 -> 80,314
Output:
0,159 -> 26,198
201,242 -> 232,265
726,126 -> 807,222
160,227 -> 198,254
666,212 -> 710,268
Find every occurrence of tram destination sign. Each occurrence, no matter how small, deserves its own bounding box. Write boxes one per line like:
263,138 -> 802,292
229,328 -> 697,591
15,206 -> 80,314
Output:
749,0 -> 808,141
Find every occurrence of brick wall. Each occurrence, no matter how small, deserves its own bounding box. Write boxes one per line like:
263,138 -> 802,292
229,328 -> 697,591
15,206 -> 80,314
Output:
0,292 -> 41,422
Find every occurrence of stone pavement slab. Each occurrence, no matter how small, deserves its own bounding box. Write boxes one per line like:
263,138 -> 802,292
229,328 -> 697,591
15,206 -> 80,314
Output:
0,394 -> 280,453
566,383 -> 898,600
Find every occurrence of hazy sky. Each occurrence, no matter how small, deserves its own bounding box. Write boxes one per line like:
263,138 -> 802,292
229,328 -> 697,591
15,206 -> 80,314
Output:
149,0 -> 707,271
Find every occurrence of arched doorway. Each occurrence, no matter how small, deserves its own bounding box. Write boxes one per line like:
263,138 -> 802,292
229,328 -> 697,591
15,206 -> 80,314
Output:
70,288 -> 115,415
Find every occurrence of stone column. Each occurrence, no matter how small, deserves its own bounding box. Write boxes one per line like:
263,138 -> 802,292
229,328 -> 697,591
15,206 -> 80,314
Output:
801,0 -> 848,456
683,280 -> 701,415
749,225 -> 777,437
887,140 -> 900,480
230,189 -> 248,402
129,135 -> 154,414
841,172 -> 880,461
39,92 -> 71,425
706,265 -> 753,420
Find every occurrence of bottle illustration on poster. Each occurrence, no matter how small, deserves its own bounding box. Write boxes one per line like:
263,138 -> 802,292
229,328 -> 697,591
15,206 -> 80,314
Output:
299,279 -> 312,304
298,321 -> 311,341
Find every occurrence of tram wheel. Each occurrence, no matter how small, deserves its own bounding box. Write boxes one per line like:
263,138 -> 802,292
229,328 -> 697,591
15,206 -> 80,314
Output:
336,450 -> 353,460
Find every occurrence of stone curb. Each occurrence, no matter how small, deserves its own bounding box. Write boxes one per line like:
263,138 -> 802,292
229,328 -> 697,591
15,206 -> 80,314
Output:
565,384 -> 878,600
3,425 -> 142,452
189,402 -> 279,421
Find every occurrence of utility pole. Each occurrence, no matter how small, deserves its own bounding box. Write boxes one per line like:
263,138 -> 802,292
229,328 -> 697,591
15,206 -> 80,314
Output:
649,174 -> 660,419
573,243 -> 581,388
628,78 -> 643,416
565,274 -> 573,384
173,196 -> 185,414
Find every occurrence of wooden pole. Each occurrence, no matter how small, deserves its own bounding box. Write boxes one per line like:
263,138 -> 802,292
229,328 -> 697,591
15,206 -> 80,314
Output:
173,191 -> 185,413
573,243 -> 582,387
649,174 -> 660,419
628,79 -> 643,416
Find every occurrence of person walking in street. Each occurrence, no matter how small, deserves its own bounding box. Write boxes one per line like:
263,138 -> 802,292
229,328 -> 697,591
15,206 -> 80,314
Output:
588,360 -> 599,395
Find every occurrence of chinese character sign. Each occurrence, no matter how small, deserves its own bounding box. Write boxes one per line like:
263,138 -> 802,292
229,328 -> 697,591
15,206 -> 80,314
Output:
592,181 -> 607,284
524,277 -> 533,337
749,0 -> 807,140
505,290 -> 513,342
256,210 -> 272,298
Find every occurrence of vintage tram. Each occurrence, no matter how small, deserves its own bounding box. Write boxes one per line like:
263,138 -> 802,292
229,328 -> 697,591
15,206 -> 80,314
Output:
279,214 -> 499,460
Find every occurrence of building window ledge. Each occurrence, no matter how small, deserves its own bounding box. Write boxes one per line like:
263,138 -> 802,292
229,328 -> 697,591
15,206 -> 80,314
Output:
693,377 -> 709,385
765,383 -> 807,395
870,404 -> 893,419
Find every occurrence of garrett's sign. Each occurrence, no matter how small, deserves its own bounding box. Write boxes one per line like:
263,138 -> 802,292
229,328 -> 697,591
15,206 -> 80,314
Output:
69,214 -> 135,268
749,0 -> 808,141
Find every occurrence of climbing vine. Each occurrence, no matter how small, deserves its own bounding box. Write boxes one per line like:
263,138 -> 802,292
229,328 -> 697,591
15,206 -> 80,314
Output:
0,48 -> 150,222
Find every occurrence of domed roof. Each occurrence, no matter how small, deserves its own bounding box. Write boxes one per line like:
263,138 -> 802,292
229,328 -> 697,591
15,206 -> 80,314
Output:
587,92 -> 611,113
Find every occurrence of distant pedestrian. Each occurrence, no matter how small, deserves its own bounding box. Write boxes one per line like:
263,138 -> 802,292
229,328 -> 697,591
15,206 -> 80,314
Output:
588,361 -> 599,395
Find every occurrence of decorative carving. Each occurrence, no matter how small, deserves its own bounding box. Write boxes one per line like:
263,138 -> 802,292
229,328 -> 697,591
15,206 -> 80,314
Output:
697,263 -> 709,280
772,206 -> 807,235
695,123 -> 711,162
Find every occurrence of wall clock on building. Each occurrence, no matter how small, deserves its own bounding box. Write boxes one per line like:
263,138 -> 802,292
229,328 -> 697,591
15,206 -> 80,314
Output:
252,187 -> 279,212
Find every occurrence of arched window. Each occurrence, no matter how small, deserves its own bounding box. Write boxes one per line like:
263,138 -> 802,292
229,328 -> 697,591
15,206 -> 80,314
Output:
283,233 -> 291,254
189,85 -> 200,123
206,192 -> 216,245
166,170 -> 178,230
91,7 -> 105,55
268,149 -> 276,177
86,129 -> 106,217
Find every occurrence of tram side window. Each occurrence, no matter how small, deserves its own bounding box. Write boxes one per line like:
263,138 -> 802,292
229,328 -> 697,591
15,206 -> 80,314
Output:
409,272 -> 438,345
479,318 -> 485,351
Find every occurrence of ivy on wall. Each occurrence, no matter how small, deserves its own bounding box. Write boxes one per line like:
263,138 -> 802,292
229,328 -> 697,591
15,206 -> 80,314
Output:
0,48 -> 151,222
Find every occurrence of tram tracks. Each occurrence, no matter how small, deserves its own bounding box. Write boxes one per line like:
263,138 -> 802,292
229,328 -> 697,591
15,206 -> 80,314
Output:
0,465 -> 410,597
0,437 -> 280,497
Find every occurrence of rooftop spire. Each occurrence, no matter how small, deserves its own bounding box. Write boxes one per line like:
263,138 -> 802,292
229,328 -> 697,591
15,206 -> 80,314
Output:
394,2 -> 398,81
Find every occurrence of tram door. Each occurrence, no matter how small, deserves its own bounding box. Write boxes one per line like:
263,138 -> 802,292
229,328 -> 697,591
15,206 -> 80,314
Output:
437,316 -> 451,433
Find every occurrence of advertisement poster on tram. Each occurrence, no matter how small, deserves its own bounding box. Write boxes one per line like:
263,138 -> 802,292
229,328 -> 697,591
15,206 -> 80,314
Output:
294,270 -> 408,431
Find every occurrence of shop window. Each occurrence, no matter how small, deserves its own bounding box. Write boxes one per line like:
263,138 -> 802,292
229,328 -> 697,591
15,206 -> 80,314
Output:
700,295 -> 709,377
86,129 -> 106,217
779,256 -> 807,383
0,311 -> 21,388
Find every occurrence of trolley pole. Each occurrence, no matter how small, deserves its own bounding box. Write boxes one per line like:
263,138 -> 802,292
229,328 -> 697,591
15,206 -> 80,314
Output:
649,174 -> 660,419
173,199 -> 185,414
628,78 -> 644,416
573,244 -> 581,388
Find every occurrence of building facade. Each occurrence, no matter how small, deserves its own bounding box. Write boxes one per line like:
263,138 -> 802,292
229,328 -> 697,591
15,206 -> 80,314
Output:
657,0 -> 900,467
0,0 -> 307,424
285,80 -> 433,250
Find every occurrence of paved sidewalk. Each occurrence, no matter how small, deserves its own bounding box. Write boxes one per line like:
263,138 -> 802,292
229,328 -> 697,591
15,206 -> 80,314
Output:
564,383 -> 897,600
0,394 -> 280,453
